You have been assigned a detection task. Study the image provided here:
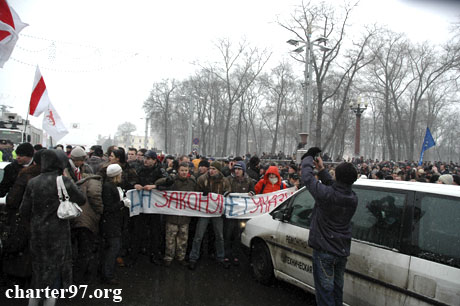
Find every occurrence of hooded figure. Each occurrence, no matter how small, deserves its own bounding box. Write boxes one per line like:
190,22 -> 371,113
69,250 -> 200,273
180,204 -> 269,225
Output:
2,149 -> 45,282
20,149 -> 86,292
254,165 -> 285,194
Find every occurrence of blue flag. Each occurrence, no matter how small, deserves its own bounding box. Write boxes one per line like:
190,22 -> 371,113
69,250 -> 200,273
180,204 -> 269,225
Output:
418,127 -> 436,165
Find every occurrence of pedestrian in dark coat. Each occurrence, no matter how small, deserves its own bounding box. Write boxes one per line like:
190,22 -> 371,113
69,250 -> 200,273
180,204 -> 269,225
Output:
225,161 -> 255,266
20,149 -> 86,306
101,164 -> 124,284
301,147 -> 358,306
132,150 -> 166,265
156,162 -> 197,266
2,149 -> 44,286
0,142 -> 35,197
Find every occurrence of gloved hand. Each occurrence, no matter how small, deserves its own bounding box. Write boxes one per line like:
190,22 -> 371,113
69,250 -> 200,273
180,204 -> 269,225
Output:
223,191 -> 231,197
202,190 -> 209,197
248,191 -> 255,196
301,147 -> 322,160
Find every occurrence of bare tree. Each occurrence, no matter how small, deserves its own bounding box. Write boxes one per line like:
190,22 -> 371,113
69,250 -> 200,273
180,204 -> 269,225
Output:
143,79 -> 177,153
202,38 -> 271,156
116,122 -> 137,146
278,0 -> 363,148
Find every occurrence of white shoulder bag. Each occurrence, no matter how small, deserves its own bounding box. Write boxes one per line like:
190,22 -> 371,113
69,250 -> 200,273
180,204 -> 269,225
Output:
56,175 -> 82,219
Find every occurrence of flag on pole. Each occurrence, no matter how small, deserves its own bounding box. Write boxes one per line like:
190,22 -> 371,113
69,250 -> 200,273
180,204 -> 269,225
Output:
42,101 -> 68,141
0,0 -> 28,68
29,66 -> 52,116
29,66 -> 68,141
418,127 -> 436,166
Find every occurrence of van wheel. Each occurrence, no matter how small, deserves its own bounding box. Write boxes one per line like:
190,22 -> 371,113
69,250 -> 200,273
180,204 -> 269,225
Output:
251,241 -> 274,284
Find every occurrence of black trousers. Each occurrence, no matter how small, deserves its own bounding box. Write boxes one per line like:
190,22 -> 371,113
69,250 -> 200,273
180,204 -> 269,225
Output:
71,227 -> 98,283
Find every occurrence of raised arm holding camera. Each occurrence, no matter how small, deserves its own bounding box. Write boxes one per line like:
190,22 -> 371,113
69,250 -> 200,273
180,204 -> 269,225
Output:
301,147 -> 358,306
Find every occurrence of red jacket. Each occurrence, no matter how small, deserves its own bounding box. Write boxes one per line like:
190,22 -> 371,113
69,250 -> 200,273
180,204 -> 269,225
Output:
254,166 -> 285,194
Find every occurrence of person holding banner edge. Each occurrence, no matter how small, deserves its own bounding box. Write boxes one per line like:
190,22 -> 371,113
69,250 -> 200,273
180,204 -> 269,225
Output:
224,161 -> 255,267
188,161 -> 231,270
155,162 -> 197,267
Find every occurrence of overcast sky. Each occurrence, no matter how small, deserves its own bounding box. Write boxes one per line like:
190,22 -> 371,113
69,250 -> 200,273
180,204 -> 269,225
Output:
0,0 -> 459,147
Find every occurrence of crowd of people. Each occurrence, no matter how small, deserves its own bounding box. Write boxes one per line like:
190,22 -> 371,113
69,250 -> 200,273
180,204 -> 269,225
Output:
0,142 -> 458,305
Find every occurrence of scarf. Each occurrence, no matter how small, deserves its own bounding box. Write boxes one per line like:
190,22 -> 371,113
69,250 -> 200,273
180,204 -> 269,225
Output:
69,159 -> 82,181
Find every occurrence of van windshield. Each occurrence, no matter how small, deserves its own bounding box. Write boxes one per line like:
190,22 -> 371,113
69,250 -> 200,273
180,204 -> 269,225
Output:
0,129 -> 22,143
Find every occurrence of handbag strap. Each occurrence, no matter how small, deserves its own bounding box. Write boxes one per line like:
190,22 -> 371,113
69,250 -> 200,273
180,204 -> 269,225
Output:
56,175 -> 70,201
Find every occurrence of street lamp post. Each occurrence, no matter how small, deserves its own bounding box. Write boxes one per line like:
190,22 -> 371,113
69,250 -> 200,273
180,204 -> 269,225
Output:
349,97 -> 368,157
183,94 -> 204,155
287,33 -> 331,163
144,116 -> 150,149
186,97 -> 194,155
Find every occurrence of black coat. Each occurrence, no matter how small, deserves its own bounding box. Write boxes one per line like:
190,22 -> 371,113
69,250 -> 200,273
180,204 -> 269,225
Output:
2,164 -> 41,278
0,160 -> 23,197
137,163 -> 164,186
301,156 -> 358,257
20,150 -> 86,289
101,181 -> 124,238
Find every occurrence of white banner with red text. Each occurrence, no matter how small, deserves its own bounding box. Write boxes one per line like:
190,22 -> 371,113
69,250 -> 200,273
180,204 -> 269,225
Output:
126,187 -> 297,218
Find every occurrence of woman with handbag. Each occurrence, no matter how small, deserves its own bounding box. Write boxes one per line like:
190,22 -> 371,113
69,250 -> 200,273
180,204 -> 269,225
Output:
20,149 -> 86,306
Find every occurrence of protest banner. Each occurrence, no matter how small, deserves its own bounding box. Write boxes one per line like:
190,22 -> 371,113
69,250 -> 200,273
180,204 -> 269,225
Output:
127,187 -> 297,219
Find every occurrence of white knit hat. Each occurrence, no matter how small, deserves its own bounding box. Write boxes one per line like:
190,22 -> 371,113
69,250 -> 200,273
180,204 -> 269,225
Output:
107,164 -> 122,177
438,174 -> 453,185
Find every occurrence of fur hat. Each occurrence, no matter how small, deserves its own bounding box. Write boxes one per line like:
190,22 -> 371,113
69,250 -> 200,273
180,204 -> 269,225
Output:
453,174 -> 460,185
16,142 -> 34,157
210,161 -> 222,172
198,160 -> 210,168
107,164 -> 122,177
70,146 -> 86,160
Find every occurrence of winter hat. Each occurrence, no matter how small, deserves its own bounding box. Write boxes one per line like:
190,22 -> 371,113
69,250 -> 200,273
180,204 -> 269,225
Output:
144,150 -> 157,159
16,142 -> 34,157
107,164 -> 122,177
70,146 -> 86,161
438,174 -> 454,185
249,156 -> 260,167
453,174 -> 460,185
210,161 -> 222,172
233,161 -> 246,173
198,160 -> 210,168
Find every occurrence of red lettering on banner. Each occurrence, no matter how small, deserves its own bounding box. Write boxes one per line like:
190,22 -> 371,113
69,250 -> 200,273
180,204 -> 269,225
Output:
168,192 -> 180,209
250,196 -> 265,214
177,192 -> 188,209
266,195 -> 279,212
206,193 -> 223,214
156,191 -> 170,208
187,193 -> 198,210
196,193 -> 208,212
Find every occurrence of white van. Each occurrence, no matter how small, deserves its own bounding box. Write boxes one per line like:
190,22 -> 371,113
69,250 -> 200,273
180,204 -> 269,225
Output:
241,179 -> 460,306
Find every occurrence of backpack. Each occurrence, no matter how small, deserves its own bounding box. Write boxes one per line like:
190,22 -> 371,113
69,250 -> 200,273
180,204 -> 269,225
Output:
260,181 -> 285,194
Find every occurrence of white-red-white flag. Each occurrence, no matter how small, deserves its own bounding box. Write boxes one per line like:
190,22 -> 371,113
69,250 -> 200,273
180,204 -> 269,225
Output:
29,66 -> 51,117
0,0 -> 28,68
29,66 -> 68,141
42,101 -> 68,141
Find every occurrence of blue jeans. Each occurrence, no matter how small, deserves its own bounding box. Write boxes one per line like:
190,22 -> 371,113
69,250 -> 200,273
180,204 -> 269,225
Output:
312,249 -> 347,306
189,217 -> 224,262
103,237 -> 121,280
